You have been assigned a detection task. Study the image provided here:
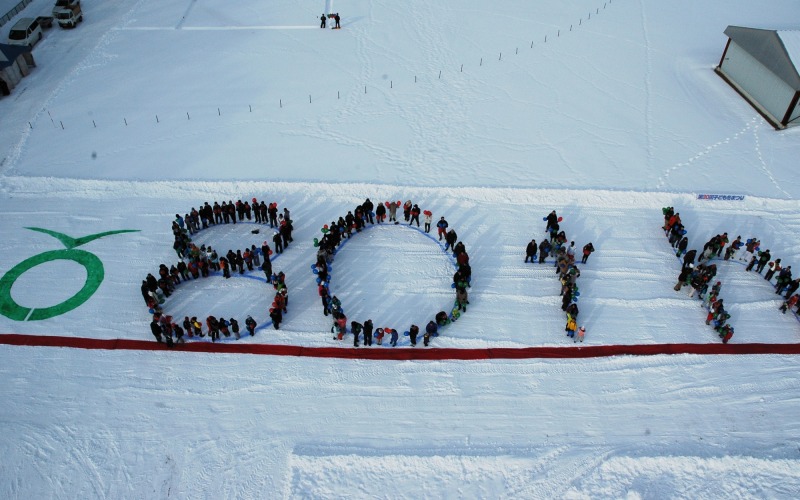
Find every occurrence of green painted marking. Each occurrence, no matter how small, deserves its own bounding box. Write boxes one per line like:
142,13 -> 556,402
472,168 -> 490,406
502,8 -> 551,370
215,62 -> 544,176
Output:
24,227 -> 140,249
0,228 -> 139,321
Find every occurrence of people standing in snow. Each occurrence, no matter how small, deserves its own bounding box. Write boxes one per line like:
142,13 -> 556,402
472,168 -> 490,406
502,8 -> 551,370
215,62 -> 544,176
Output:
245,315 -> 257,336
409,204 -> 421,227
764,259 -> 781,282
363,319 -> 374,346
423,210 -> 432,233
424,321 -> 437,346
565,315 -> 577,339
387,201 -> 399,223
545,211 -> 559,233
444,229 -> 458,253
150,318 -> 163,343
402,200 -> 412,222
375,202 -> 386,223
351,321 -> 363,347
581,242 -> 594,264
538,239 -> 551,264
525,239 -> 537,263
408,324 -> 419,347
270,307 -> 283,330
779,294 -> 799,314
455,284 -> 469,312
755,249 -> 771,274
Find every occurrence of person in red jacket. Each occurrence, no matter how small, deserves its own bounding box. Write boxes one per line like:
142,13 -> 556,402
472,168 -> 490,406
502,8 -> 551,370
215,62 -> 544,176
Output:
779,294 -> 799,314
664,213 -> 681,235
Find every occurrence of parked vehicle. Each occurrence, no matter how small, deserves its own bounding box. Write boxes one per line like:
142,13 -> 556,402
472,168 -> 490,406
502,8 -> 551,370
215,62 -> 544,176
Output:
51,0 -> 80,17
7,18 -> 43,47
35,16 -> 54,30
54,3 -> 83,29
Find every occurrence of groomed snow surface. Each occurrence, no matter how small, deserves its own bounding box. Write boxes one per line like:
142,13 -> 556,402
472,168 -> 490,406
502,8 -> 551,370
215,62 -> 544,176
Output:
1,0 -> 799,498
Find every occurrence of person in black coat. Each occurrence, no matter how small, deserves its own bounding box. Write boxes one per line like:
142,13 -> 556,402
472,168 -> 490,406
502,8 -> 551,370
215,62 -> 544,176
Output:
409,324 -> 419,347
320,14 -> 326,28
545,211 -> 558,232
245,316 -> 257,336
363,198 -> 375,224
273,231 -> 283,254
675,264 -> 693,291
682,249 -> 697,271
444,229 -> 458,252
375,203 -> 386,223
525,239 -> 537,263
363,319 -> 373,346
270,308 -> 282,329
538,239 -> 551,264
150,320 -> 163,343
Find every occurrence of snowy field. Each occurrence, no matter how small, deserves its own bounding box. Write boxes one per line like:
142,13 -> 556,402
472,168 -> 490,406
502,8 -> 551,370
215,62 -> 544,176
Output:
1,0 -> 800,498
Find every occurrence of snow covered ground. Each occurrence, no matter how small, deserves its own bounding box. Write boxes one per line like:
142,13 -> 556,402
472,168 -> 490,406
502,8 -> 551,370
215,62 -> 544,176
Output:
1,0 -> 799,497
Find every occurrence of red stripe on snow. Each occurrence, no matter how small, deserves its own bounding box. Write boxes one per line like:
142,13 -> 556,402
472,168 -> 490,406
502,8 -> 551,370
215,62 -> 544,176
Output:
0,334 -> 799,359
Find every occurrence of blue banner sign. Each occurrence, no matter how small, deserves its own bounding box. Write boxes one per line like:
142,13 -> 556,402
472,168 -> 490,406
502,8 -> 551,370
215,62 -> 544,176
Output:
697,194 -> 745,201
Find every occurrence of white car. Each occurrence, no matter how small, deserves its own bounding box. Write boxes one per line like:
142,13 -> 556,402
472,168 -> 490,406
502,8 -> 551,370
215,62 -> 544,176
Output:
52,0 -> 80,16
7,18 -> 43,48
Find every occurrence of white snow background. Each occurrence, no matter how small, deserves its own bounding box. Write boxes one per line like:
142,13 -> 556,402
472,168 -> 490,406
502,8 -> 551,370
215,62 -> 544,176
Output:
1,0 -> 800,497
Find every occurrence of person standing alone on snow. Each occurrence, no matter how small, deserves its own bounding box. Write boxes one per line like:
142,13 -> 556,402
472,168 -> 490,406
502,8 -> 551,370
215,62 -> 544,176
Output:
320,14 -> 326,28
525,239 -> 537,263
582,242 -> 595,264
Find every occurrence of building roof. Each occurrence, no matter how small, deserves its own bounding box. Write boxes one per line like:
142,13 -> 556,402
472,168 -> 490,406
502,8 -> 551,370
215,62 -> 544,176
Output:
0,42 -> 28,70
724,25 -> 800,91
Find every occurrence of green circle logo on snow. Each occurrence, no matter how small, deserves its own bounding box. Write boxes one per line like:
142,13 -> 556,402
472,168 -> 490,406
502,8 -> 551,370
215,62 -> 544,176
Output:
0,227 -> 139,321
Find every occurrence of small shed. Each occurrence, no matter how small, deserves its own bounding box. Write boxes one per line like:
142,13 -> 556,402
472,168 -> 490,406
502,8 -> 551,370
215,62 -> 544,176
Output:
716,26 -> 800,129
0,42 -> 35,96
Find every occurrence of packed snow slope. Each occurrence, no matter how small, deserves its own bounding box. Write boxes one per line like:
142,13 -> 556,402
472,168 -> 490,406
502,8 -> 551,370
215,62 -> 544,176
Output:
2,0 -> 800,198
0,0 -> 799,498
